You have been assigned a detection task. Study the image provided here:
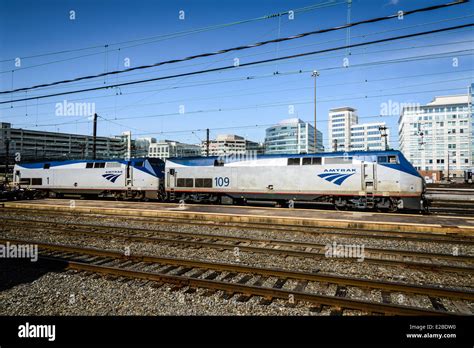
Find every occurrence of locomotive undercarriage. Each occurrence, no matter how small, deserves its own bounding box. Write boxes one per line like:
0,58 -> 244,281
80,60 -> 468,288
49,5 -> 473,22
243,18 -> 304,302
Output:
333,196 -> 401,212
167,191 -> 417,212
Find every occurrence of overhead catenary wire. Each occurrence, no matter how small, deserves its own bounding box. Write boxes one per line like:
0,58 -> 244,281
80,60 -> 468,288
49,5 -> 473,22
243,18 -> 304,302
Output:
1,22 -> 472,105
2,46 -> 472,118
6,69 -> 472,121
3,32 -> 470,111
0,0 -> 345,64
15,86 -> 468,130
8,18 -> 471,93
0,0 -> 468,96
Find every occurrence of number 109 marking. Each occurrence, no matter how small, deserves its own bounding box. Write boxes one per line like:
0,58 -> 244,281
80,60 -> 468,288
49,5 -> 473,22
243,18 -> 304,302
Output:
214,177 -> 230,187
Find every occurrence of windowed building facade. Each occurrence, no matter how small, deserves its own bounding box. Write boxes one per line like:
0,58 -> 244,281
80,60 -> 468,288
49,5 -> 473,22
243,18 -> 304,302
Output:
264,118 -> 323,154
328,107 -> 389,152
148,140 -> 201,160
200,134 -> 263,156
399,89 -> 473,178
0,122 -> 126,162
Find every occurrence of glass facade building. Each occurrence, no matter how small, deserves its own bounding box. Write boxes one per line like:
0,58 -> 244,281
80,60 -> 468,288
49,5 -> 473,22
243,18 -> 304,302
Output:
264,118 -> 323,154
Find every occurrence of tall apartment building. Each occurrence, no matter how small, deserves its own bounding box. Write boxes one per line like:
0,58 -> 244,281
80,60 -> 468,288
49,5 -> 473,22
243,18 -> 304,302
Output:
328,107 -> 358,151
148,140 -> 201,160
0,122 -> 126,162
201,134 -> 263,156
264,118 -> 323,154
349,122 -> 390,151
399,89 -> 473,178
328,107 -> 389,151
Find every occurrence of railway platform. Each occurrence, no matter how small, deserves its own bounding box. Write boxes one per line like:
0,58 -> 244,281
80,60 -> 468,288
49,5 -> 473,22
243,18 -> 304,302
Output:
2,199 -> 474,236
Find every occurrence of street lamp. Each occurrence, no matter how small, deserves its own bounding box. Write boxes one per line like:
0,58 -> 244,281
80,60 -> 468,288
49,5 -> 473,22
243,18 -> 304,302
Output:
312,70 -> 319,153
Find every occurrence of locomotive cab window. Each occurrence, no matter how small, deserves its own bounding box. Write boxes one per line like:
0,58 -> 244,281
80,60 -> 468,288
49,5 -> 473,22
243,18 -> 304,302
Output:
195,178 -> 212,188
378,155 -> 398,164
287,158 -> 300,166
94,162 -> 105,168
31,178 -> 42,185
86,163 -> 94,168
302,157 -> 321,165
177,178 -> 194,187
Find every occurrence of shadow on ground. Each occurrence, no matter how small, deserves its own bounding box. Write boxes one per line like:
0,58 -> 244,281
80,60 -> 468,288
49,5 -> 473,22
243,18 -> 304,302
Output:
0,258 -> 67,291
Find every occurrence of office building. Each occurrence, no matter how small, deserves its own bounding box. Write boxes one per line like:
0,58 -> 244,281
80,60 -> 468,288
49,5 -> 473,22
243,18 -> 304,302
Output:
399,90 -> 473,178
264,118 -> 323,154
328,107 -> 389,151
201,134 -> 263,156
0,122 -> 126,162
149,140 -> 201,160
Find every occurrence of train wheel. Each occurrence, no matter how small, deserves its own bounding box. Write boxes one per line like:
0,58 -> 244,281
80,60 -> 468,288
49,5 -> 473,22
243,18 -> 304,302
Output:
334,197 -> 348,211
387,198 -> 398,213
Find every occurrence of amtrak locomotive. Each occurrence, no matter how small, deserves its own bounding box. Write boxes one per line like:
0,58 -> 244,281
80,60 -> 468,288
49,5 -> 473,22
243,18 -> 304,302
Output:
13,158 -> 165,200
13,150 -> 427,212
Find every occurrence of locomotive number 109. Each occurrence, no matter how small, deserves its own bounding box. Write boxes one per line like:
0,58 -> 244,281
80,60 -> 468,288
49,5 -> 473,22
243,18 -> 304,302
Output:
214,177 -> 230,187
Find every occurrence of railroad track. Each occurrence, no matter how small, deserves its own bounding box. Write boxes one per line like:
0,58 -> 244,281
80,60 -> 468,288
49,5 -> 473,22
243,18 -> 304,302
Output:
2,207 -> 473,245
2,217 -> 474,274
429,200 -> 474,216
1,236 -> 472,316
429,207 -> 474,216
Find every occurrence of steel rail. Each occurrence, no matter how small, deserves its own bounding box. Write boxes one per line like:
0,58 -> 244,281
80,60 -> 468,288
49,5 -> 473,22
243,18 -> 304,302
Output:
3,219 -> 474,273
2,237 -> 473,303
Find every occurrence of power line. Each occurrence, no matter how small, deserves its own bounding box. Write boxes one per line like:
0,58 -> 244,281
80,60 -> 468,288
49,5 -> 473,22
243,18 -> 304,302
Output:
0,1 -> 344,64
14,86 -> 467,130
6,70 -> 472,120
2,23 -> 472,105
4,35 -> 469,114
10,19 -> 471,93
1,0 -> 467,96
2,46 -> 471,116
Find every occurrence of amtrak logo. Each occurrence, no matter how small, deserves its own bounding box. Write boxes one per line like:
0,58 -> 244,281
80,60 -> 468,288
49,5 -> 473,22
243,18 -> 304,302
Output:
102,173 -> 122,183
318,169 -> 356,186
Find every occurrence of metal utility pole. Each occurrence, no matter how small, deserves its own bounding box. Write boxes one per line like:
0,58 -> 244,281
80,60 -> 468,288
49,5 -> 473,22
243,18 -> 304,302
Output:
312,70 -> 319,153
92,113 -> 98,160
333,139 -> 338,152
379,125 -> 388,150
206,128 -> 210,157
447,151 -> 450,182
4,138 -> 10,185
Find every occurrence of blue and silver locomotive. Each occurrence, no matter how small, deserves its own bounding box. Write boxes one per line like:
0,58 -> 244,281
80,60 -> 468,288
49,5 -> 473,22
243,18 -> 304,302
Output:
13,150 -> 426,212
164,150 -> 427,211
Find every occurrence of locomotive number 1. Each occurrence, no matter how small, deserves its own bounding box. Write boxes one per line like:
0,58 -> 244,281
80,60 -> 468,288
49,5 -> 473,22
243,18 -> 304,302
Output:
214,177 -> 230,187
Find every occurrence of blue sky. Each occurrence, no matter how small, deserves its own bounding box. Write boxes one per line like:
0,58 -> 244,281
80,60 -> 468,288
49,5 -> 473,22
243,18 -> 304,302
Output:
0,0 -> 473,149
